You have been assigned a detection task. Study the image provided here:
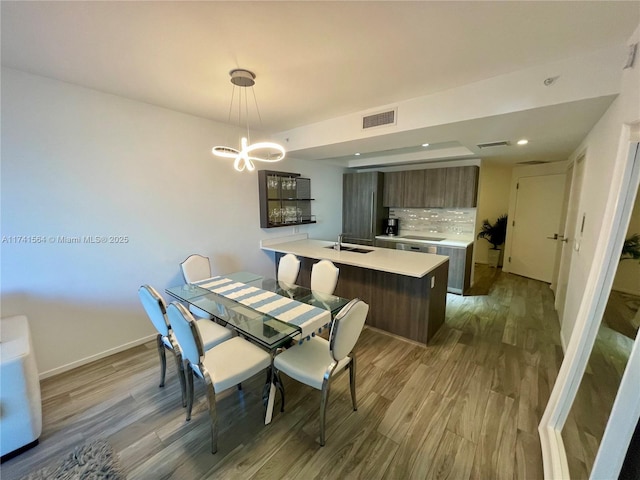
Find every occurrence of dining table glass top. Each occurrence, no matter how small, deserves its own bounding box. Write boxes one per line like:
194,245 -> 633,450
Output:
165,271 -> 350,349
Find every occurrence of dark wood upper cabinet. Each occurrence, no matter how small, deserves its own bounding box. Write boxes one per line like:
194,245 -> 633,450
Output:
403,170 -> 425,207
444,166 -> 479,208
383,171 -> 405,207
423,168 -> 447,207
380,166 -> 478,209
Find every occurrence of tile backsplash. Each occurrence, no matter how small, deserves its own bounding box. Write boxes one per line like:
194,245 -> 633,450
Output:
390,207 -> 476,239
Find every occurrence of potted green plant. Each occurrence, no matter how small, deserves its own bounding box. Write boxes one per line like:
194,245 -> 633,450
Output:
621,233 -> 640,262
477,214 -> 508,267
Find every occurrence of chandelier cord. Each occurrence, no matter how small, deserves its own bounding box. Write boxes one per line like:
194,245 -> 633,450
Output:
250,87 -> 264,134
244,86 -> 251,145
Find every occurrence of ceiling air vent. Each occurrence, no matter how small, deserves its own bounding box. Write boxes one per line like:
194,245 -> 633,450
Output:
477,140 -> 510,148
362,109 -> 397,129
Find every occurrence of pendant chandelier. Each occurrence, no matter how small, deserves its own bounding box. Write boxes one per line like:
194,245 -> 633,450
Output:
212,69 -> 285,172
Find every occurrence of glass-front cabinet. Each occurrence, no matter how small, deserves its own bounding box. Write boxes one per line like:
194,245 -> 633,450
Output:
258,170 -> 315,228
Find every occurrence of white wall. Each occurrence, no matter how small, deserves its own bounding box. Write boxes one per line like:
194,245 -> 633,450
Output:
475,161 -> 513,264
0,68 -> 345,377
560,25 -> 640,346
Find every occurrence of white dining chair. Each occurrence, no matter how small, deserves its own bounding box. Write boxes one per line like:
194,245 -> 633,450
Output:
277,253 -> 301,285
180,254 -> 212,283
138,285 -> 234,407
180,253 -> 217,320
311,259 -> 339,295
273,298 -> 369,446
166,302 -> 275,454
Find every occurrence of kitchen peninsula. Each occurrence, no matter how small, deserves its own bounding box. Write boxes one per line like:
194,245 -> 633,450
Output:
261,237 -> 449,344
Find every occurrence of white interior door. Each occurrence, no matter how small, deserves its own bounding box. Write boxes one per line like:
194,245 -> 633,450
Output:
509,173 -> 566,282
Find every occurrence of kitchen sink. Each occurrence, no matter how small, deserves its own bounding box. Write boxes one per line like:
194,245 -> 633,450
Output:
324,245 -> 373,253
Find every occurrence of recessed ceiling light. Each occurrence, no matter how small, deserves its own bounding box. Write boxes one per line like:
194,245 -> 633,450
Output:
517,139 -> 529,145
421,143 -> 430,147
354,152 -> 361,156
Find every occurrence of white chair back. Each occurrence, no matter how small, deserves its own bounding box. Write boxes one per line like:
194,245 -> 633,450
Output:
180,254 -> 211,283
278,254 -> 301,285
311,260 -> 339,295
166,302 -> 203,367
329,298 -> 369,360
138,285 -> 170,337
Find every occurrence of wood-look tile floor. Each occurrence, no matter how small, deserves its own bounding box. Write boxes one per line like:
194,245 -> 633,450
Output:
1,265 -> 563,480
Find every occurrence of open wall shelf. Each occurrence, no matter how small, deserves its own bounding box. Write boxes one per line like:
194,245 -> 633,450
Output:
258,170 -> 316,228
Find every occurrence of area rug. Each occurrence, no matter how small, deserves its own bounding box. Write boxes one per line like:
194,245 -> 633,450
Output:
20,439 -> 126,480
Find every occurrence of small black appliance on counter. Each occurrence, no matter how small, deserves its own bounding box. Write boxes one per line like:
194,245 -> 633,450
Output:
384,218 -> 399,236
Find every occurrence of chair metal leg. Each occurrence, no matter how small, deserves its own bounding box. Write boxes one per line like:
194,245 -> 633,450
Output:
185,364 -> 194,421
319,383 -> 331,446
205,381 -> 218,454
172,351 -> 187,407
275,370 -> 285,412
156,334 -> 167,388
349,355 -> 357,411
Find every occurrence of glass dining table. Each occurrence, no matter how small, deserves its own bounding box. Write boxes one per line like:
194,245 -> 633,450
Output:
166,271 -> 351,424
165,271 -> 350,350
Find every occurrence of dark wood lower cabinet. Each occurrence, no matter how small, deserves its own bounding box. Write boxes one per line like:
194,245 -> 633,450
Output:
374,240 -> 474,294
436,244 -> 473,294
373,239 -> 397,249
275,253 -> 449,345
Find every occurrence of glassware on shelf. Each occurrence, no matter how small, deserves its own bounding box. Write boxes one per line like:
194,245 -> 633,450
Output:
259,171 -> 315,228
283,206 -> 296,223
280,177 -> 296,193
270,208 -> 282,224
267,175 -> 279,191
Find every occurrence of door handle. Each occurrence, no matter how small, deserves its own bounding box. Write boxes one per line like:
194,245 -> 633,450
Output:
547,233 -> 569,243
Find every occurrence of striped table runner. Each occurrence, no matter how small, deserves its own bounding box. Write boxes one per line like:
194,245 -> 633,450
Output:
194,276 -> 331,341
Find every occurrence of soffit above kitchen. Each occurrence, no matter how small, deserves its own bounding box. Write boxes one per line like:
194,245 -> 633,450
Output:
1,1 -> 638,167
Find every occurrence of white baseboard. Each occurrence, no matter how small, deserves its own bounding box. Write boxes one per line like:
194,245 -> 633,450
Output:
39,334 -> 156,380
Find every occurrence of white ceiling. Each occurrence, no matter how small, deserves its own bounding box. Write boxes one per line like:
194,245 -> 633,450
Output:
2,1 -> 639,166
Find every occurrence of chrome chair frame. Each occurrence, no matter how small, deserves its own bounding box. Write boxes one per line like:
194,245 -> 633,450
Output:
138,285 -> 187,407
274,298 -> 367,446
168,302 -> 277,454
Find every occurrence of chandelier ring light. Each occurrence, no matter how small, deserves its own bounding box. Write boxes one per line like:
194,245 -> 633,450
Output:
212,69 -> 285,172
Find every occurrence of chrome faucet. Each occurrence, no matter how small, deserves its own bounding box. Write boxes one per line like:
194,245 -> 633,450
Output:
335,234 -> 344,251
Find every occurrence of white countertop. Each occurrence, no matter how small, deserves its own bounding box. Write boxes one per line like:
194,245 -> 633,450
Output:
375,235 -> 473,248
261,238 -> 449,278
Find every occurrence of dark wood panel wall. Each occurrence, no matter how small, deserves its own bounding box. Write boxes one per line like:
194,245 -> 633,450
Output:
342,172 -> 387,244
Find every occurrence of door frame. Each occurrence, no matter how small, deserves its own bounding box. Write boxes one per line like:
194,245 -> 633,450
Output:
553,153 -> 586,340
539,125 -> 640,479
550,161 -> 574,295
